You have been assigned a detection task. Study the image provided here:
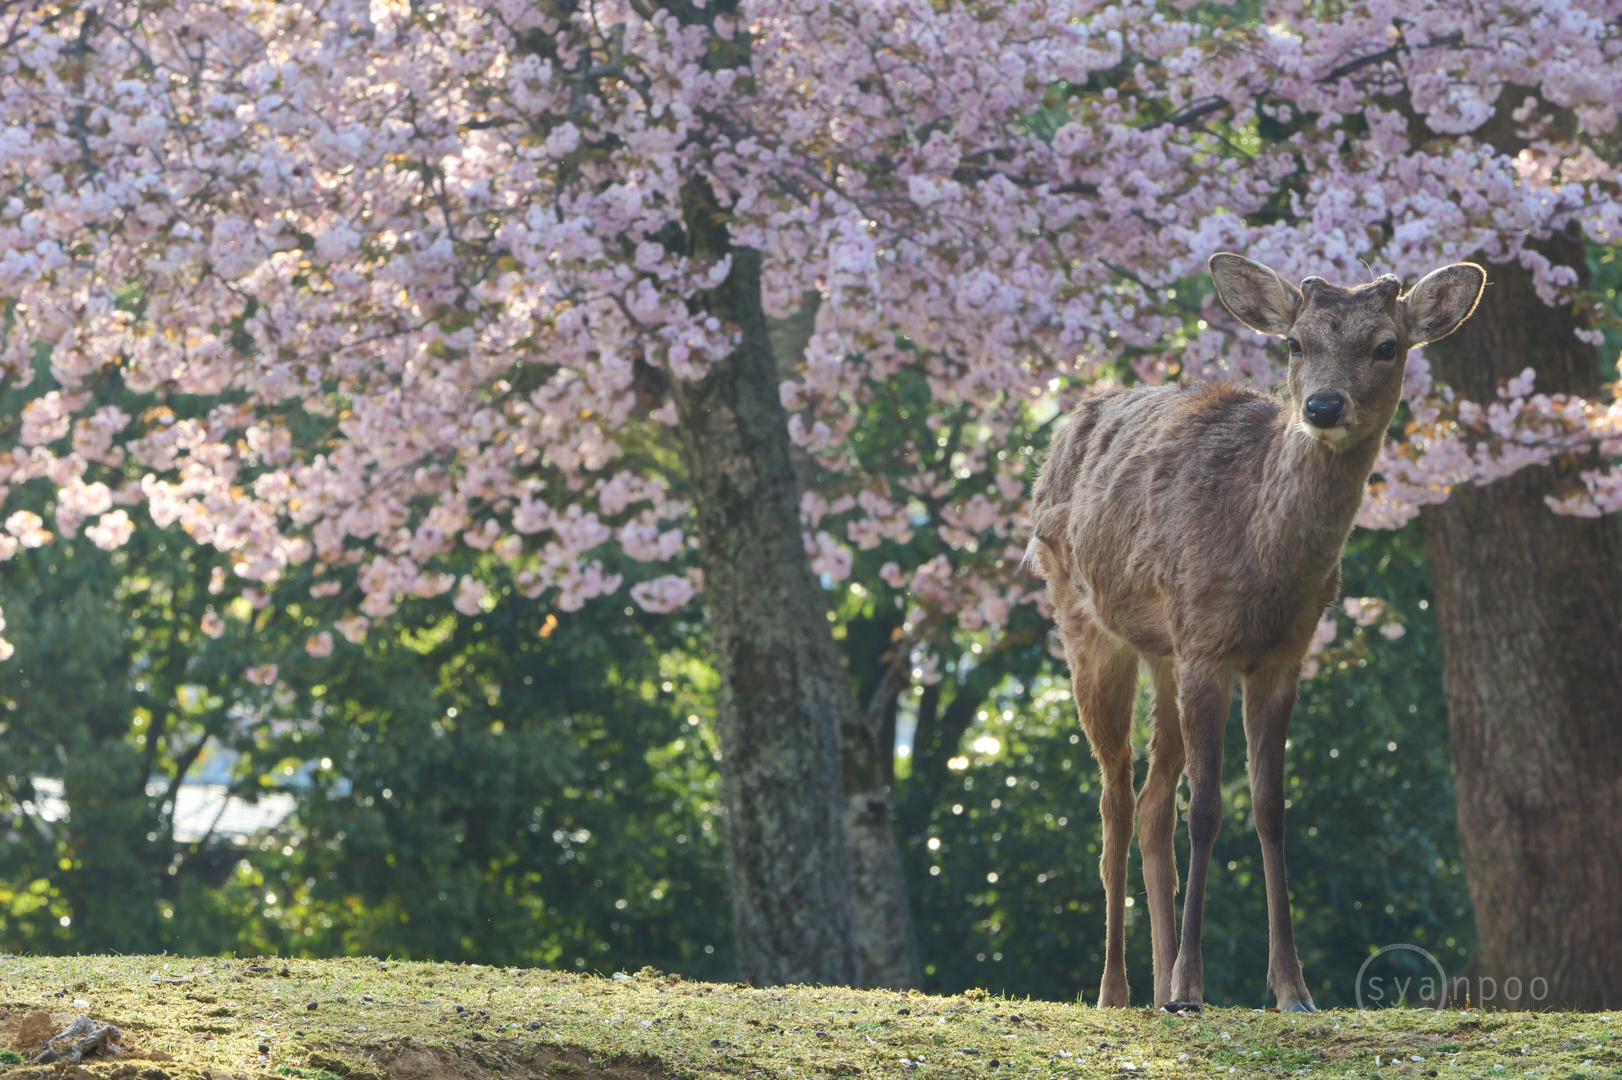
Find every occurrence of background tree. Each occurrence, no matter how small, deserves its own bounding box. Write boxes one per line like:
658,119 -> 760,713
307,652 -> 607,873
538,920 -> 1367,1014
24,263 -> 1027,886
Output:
1420,242 -> 1622,1009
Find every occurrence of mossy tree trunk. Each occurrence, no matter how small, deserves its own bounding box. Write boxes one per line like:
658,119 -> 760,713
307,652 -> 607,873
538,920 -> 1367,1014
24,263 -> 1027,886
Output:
669,165 -> 857,984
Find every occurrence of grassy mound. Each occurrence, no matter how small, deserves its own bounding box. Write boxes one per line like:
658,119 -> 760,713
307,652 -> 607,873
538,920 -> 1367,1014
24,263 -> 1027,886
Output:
1,957 -> 1618,1080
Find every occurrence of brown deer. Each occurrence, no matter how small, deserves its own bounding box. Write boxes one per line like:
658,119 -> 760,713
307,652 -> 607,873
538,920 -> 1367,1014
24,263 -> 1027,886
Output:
1025,253 -> 1485,1012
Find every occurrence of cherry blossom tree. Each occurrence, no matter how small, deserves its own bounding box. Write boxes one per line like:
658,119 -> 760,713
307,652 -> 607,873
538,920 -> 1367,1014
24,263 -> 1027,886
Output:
2,0 -> 1619,995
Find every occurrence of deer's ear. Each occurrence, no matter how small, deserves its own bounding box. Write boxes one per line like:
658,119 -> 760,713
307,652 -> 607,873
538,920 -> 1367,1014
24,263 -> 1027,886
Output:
1209,253 -> 1303,335
1402,263 -> 1486,346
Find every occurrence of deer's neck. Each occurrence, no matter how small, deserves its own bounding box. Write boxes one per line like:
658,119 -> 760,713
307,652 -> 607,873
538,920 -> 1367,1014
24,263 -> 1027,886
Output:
1253,416 -> 1382,574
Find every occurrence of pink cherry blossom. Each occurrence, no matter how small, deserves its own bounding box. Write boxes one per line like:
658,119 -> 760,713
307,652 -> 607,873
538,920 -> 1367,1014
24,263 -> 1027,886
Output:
453,575 -> 488,616
0,0 -> 1615,668
630,574 -> 698,614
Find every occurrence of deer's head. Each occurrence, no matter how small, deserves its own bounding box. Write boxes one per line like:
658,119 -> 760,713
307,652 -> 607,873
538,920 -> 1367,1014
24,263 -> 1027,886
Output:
1209,254 -> 1486,450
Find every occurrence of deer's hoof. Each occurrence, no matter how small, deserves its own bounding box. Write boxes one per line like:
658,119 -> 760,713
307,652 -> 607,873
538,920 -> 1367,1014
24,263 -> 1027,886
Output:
1096,993 -> 1131,1009
1281,1000 -> 1316,1013
1161,1001 -> 1202,1015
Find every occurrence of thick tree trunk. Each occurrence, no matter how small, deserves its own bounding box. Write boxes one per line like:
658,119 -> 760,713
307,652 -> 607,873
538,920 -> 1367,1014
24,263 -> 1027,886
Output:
671,181 -> 857,986
1419,235 -> 1622,1010
768,293 -> 922,989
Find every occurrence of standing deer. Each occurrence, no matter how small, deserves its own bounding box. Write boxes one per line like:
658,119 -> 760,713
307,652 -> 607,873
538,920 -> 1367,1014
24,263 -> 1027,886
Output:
1025,254 -> 1485,1012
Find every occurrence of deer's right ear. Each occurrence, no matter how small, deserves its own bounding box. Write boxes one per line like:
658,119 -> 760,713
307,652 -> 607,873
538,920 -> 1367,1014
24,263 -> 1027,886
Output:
1209,253 -> 1303,335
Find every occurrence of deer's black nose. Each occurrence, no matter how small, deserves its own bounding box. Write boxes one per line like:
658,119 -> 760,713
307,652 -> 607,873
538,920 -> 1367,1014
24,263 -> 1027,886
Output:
1304,391 -> 1346,428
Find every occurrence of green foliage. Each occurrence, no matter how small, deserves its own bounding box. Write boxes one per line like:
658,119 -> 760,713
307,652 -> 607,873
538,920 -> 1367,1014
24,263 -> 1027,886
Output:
0,484 -> 732,970
1589,243 -> 1622,384
0,496 -> 274,951
261,583 -> 734,977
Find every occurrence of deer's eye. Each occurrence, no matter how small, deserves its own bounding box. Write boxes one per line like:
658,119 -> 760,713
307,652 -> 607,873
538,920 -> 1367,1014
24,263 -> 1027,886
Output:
1286,338 -> 1303,356
1374,340 -> 1398,361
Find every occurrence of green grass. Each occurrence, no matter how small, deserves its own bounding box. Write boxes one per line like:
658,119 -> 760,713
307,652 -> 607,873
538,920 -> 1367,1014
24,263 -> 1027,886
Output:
1,957 -> 1619,1079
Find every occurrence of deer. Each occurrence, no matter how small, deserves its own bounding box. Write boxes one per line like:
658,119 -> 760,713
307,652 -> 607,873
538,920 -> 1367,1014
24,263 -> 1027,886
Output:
1024,253 -> 1485,1012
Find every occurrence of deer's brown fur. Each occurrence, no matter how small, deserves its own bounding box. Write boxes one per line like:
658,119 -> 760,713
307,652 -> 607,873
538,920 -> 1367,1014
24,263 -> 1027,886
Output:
1026,253 -> 1485,1010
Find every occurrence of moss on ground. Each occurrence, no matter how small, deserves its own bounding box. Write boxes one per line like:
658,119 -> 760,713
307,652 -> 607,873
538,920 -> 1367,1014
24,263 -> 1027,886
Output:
2,957 -> 1619,1080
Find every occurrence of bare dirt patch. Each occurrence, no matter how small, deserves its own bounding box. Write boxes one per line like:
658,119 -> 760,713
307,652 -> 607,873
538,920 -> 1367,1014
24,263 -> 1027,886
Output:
1,1011 -> 60,1054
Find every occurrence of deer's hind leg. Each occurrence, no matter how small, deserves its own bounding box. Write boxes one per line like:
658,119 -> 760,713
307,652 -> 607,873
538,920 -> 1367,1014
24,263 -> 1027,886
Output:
1062,617 -> 1140,1008
1138,658 -> 1186,1009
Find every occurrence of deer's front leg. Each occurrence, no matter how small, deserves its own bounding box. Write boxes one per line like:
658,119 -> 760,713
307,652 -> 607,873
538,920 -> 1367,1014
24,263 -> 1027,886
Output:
1139,659 -> 1186,1009
1168,660 -> 1230,1010
1243,663 -> 1315,1012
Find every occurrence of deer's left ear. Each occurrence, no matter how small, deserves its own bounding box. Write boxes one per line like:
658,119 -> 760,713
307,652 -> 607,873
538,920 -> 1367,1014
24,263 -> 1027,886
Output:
1401,264 -> 1486,345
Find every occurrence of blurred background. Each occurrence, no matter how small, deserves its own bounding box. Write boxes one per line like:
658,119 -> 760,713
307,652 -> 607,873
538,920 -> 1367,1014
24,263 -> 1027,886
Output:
0,455 -> 1475,1007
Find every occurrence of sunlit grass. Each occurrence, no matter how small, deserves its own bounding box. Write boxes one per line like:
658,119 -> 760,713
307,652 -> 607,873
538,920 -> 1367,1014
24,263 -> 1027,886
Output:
3,956 -> 1618,1080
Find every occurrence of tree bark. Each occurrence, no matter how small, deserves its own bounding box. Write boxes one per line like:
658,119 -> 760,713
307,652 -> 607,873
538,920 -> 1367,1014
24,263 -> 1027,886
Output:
840,612 -> 924,989
1419,234 -> 1622,1010
768,293 -> 922,989
670,180 -> 858,985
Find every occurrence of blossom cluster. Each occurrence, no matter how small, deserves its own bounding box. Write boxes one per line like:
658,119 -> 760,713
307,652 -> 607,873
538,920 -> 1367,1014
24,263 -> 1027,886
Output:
0,0 -> 1617,664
